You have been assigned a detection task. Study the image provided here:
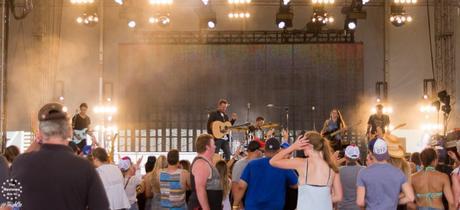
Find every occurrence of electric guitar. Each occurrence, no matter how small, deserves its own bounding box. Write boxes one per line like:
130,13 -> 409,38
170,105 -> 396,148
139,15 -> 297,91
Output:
323,120 -> 363,141
72,128 -> 88,144
367,123 -> 407,140
211,121 -> 250,139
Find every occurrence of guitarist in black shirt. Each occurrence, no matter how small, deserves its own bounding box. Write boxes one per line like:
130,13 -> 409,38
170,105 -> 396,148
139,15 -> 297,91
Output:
207,99 -> 237,160
71,103 -> 97,153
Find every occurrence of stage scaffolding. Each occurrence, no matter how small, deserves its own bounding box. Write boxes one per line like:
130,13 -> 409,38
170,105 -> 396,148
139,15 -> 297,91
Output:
137,30 -> 355,45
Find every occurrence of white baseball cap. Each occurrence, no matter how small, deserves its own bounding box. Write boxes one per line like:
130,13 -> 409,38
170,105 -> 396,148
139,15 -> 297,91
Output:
344,145 -> 360,159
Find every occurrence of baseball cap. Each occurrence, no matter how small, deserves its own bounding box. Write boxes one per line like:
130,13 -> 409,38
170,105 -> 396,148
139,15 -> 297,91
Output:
368,138 -> 390,161
247,140 -> 264,152
118,159 -> 131,171
344,145 -> 360,159
280,142 -> 290,149
265,138 -> 281,151
38,102 -> 68,121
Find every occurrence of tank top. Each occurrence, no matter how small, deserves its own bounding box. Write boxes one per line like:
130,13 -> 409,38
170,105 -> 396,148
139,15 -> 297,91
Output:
188,156 -> 223,210
297,159 -> 333,210
159,169 -> 187,209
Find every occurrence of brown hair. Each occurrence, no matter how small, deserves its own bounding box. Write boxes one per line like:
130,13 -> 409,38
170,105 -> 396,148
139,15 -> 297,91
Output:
304,131 -> 338,173
215,160 -> 230,198
196,134 -> 213,154
179,160 -> 191,171
92,148 -> 109,163
218,99 -> 228,105
388,157 -> 411,178
420,148 -> 437,167
4,145 -> 20,163
151,155 -> 168,193
167,149 -> 179,165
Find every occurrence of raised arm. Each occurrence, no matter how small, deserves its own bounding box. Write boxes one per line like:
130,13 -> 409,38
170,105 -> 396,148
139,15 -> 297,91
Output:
269,135 -> 308,170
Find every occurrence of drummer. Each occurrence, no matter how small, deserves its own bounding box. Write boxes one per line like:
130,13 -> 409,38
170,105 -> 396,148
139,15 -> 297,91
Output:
248,116 -> 275,141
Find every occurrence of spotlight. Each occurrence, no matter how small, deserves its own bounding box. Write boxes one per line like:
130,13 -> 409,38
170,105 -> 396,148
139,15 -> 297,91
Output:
58,96 -> 65,101
149,0 -> 173,5
346,18 -> 357,30
70,0 -> 95,4
228,12 -> 250,19
113,0 -> 124,5
128,20 -> 136,28
158,15 -> 171,27
196,6 -> 217,29
276,0 -> 293,29
76,12 -> 99,26
207,20 -> 216,29
390,4 -> 412,27
310,6 -> 333,27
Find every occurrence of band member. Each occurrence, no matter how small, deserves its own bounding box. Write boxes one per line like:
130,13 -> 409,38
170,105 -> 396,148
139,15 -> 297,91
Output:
248,116 -> 275,141
321,109 -> 347,151
72,103 -> 97,153
366,104 -> 390,137
207,99 -> 237,161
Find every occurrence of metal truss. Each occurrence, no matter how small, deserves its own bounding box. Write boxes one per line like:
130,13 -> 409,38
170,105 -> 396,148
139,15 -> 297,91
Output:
137,30 -> 355,44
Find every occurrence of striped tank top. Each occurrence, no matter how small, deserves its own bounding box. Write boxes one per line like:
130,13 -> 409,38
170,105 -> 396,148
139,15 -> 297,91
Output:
159,169 -> 187,210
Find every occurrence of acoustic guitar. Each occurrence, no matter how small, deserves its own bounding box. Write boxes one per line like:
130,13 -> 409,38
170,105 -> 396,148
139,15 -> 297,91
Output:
211,121 -> 250,139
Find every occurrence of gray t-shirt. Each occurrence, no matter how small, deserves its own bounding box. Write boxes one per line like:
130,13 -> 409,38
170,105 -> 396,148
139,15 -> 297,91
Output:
232,158 -> 250,182
357,163 -> 406,210
338,164 -> 364,210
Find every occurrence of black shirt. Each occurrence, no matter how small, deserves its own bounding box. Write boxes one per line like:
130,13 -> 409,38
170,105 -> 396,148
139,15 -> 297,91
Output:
72,114 -> 91,130
10,144 -> 109,210
0,156 -> 9,204
367,114 -> 390,134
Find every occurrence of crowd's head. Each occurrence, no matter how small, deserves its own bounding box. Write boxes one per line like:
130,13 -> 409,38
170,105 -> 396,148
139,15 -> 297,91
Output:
37,103 -> 71,143
344,144 -> 360,164
92,148 -> 109,167
167,149 -> 180,166
255,116 -> 265,127
145,156 -> 157,173
420,148 -> 437,167
368,138 -> 390,163
79,103 -> 88,114
302,131 -> 338,172
4,145 -> 20,164
196,134 -> 215,156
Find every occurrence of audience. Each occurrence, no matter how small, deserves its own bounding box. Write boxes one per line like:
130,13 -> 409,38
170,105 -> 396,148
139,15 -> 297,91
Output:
233,138 -> 298,210
92,147 -> 131,210
356,138 -> 414,209
410,152 -> 422,173
188,134 -> 223,210
216,160 -> 231,210
270,132 -> 342,210
3,145 -> 20,167
9,102 -> 109,210
149,155 -> 167,209
119,157 -> 143,210
411,148 -> 454,210
338,145 -> 364,210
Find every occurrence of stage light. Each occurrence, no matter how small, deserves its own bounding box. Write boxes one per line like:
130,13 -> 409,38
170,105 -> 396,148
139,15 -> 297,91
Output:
312,0 -> 334,4
128,20 -> 136,28
148,17 -> 158,24
390,4 -> 412,27
114,0 -> 124,5
228,12 -> 250,19
276,0 -> 293,29
202,0 -> 209,5
62,106 -> 68,113
229,0 -> 251,4
346,18 -> 357,30
76,12 -> 99,26
158,15 -> 171,27
394,0 -> 417,4
58,96 -> 65,101
310,7 -> 334,26
94,105 -> 118,114
70,0 -> 95,4
278,21 -> 286,29
208,20 -> 216,29
423,94 -> 428,100
149,0 -> 173,5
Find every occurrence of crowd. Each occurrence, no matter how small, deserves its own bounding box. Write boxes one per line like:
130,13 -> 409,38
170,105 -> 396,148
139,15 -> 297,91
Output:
2,102 -> 460,210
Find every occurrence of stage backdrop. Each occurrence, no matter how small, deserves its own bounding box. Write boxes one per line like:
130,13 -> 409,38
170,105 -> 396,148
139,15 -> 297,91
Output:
117,43 -> 363,152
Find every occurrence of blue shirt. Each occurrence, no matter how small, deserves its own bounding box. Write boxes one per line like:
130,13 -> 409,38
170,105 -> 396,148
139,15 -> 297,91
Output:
240,157 -> 298,210
357,163 -> 407,210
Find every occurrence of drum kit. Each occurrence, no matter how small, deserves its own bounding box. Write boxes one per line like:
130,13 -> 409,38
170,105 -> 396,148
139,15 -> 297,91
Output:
230,122 -> 281,142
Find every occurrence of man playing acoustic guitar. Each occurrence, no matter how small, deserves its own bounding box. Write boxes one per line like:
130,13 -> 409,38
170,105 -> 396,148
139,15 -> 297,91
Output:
207,99 -> 237,161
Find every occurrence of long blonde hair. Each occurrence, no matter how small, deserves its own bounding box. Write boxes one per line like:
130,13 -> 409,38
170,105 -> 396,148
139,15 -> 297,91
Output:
304,131 -> 339,173
388,156 -> 411,178
215,160 -> 230,198
151,155 -> 168,192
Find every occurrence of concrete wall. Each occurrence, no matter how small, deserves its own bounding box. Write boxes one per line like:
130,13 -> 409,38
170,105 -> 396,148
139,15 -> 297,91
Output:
6,1 -> 460,134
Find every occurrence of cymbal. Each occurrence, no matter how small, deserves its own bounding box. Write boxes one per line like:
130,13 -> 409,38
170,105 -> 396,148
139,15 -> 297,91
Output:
260,123 -> 280,129
230,127 -> 249,131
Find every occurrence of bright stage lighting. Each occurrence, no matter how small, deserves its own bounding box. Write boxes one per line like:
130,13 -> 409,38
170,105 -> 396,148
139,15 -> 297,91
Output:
149,0 -> 173,5
94,106 -> 118,114
278,21 -> 286,29
76,13 -> 99,26
114,0 -> 124,5
276,0 -> 293,29
312,0 -> 335,4
228,12 -> 250,19
346,19 -> 357,30
70,0 -> 95,4
128,20 -> 136,28
208,21 -> 216,29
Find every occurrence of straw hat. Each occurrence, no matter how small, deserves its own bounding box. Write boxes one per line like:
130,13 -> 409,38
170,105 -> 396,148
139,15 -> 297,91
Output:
384,133 -> 405,158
